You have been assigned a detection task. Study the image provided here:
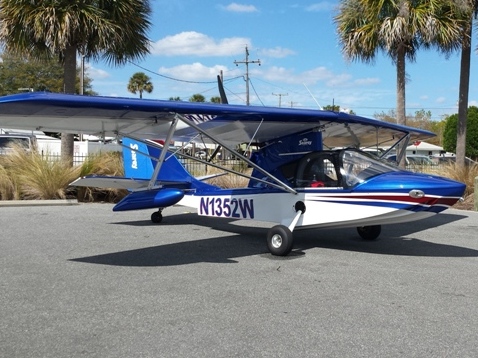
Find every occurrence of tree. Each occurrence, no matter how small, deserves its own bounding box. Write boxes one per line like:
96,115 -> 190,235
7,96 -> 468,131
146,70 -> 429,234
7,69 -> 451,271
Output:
374,109 -> 444,146
0,0 -> 152,164
443,106 -> 478,159
323,104 -> 341,112
455,1 -> 477,168
335,0 -> 465,166
210,96 -> 221,103
127,72 -> 153,99
0,52 -> 96,96
189,94 -> 206,102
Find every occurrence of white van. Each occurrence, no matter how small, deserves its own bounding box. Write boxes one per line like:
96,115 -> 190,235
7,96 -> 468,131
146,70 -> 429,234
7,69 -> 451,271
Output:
0,133 -> 37,155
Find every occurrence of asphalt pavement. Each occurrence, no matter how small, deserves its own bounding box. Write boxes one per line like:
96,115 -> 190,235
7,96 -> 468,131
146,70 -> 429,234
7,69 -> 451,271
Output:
1,203 -> 478,357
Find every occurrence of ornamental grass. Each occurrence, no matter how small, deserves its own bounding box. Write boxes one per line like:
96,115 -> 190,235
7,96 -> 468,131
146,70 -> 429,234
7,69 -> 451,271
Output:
0,144 -> 80,200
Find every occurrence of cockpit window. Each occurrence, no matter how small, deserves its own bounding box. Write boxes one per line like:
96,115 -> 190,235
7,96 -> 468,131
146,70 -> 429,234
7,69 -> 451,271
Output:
280,149 -> 399,189
295,152 -> 340,188
340,149 -> 399,187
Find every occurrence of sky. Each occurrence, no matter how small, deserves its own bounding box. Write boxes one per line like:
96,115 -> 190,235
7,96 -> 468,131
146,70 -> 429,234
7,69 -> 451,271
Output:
86,1 -> 478,121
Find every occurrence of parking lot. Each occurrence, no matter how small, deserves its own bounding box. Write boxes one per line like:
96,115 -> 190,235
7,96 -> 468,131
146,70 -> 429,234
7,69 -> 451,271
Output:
1,203 -> 478,357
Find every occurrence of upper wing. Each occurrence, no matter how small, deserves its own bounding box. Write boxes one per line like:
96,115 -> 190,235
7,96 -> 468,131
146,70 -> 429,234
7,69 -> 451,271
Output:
0,92 -> 434,148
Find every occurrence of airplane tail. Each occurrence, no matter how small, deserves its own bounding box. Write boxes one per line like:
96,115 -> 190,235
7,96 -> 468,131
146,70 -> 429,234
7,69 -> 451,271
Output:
113,138 -> 220,212
122,137 -> 193,184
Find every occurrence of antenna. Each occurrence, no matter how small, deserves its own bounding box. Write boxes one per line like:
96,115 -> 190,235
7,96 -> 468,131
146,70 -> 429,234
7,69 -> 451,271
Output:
303,84 -> 322,110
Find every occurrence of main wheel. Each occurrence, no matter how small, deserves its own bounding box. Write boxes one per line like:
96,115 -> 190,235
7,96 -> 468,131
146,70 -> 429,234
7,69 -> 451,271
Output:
151,211 -> 163,223
357,225 -> 381,240
266,225 -> 294,256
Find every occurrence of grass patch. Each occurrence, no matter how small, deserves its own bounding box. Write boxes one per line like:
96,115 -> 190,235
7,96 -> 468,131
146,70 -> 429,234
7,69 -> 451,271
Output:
76,151 -> 128,202
0,145 -> 80,200
0,146 -> 126,201
205,166 -> 252,188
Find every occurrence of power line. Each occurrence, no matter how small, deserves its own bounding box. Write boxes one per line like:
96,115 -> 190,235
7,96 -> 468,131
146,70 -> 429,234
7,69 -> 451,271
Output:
128,60 -> 241,84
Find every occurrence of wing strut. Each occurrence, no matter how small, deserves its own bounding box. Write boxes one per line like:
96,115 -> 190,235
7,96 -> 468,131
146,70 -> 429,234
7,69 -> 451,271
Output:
147,116 -> 179,190
174,113 -> 297,194
116,132 -> 292,191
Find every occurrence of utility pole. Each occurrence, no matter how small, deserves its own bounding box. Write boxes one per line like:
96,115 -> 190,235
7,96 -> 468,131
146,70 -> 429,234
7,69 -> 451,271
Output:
234,45 -> 260,105
272,93 -> 288,107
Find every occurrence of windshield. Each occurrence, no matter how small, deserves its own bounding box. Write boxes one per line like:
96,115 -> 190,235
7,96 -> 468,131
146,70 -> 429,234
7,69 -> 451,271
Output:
340,149 -> 399,187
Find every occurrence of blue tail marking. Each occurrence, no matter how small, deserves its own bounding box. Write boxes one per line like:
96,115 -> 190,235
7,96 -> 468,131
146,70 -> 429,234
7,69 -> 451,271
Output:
121,137 -> 218,191
122,137 -> 192,183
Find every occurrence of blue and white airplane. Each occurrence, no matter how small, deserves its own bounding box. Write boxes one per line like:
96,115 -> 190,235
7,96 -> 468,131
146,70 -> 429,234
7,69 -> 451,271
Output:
0,92 -> 465,255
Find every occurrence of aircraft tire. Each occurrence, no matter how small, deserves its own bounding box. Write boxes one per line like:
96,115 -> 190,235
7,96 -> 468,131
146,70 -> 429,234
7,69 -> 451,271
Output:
267,225 -> 294,256
151,211 -> 163,223
357,225 -> 381,240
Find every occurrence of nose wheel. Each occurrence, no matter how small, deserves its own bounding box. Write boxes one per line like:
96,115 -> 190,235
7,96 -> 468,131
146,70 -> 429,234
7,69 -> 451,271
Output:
151,210 -> 163,223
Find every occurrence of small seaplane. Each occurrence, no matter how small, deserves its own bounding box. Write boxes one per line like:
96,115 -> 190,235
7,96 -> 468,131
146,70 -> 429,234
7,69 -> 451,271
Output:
0,92 -> 465,255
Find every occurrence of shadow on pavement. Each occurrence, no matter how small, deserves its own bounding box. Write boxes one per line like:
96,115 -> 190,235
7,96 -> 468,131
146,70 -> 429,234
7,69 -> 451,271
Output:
70,211 -> 478,266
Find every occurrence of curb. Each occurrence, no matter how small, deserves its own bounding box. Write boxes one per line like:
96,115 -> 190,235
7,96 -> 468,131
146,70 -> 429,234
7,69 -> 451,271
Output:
0,199 -> 79,207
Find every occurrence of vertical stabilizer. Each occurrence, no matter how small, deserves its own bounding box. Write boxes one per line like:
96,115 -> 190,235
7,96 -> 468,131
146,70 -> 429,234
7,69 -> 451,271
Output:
122,138 -> 193,184
122,137 -> 155,179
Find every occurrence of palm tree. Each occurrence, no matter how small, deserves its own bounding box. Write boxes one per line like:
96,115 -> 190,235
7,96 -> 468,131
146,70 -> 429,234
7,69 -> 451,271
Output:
335,0 -> 465,165
127,72 -> 153,99
189,94 -> 206,102
455,1 -> 477,168
0,0 -> 152,164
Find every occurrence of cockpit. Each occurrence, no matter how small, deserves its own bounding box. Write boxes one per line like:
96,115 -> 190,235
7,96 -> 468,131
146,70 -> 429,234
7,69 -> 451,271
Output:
282,149 -> 400,189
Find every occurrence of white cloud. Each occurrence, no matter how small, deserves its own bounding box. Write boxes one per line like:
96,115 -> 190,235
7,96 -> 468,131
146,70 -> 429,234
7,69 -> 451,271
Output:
298,67 -> 336,85
260,66 -> 378,89
86,65 -> 110,79
158,62 -> 233,81
222,3 -> 258,13
150,32 -> 250,57
435,96 -> 446,104
353,77 -> 380,86
326,73 -> 353,87
258,46 -> 296,58
305,2 -> 336,12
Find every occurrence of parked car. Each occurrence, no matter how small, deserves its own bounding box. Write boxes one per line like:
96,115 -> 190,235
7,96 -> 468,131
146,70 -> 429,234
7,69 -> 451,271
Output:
386,154 -> 436,167
431,155 -> 478,166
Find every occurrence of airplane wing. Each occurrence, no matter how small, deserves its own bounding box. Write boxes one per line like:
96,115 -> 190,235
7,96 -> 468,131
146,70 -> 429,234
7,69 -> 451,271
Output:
0,92 -> 434,149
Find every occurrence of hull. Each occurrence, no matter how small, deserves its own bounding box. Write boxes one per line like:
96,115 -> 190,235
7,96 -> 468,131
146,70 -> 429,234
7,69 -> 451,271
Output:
178,186 -> 463,230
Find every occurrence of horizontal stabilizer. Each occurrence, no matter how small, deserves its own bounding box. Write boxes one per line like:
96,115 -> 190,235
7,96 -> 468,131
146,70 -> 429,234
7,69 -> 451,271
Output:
70,175 -> 149,190
70,175 -> 191,191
